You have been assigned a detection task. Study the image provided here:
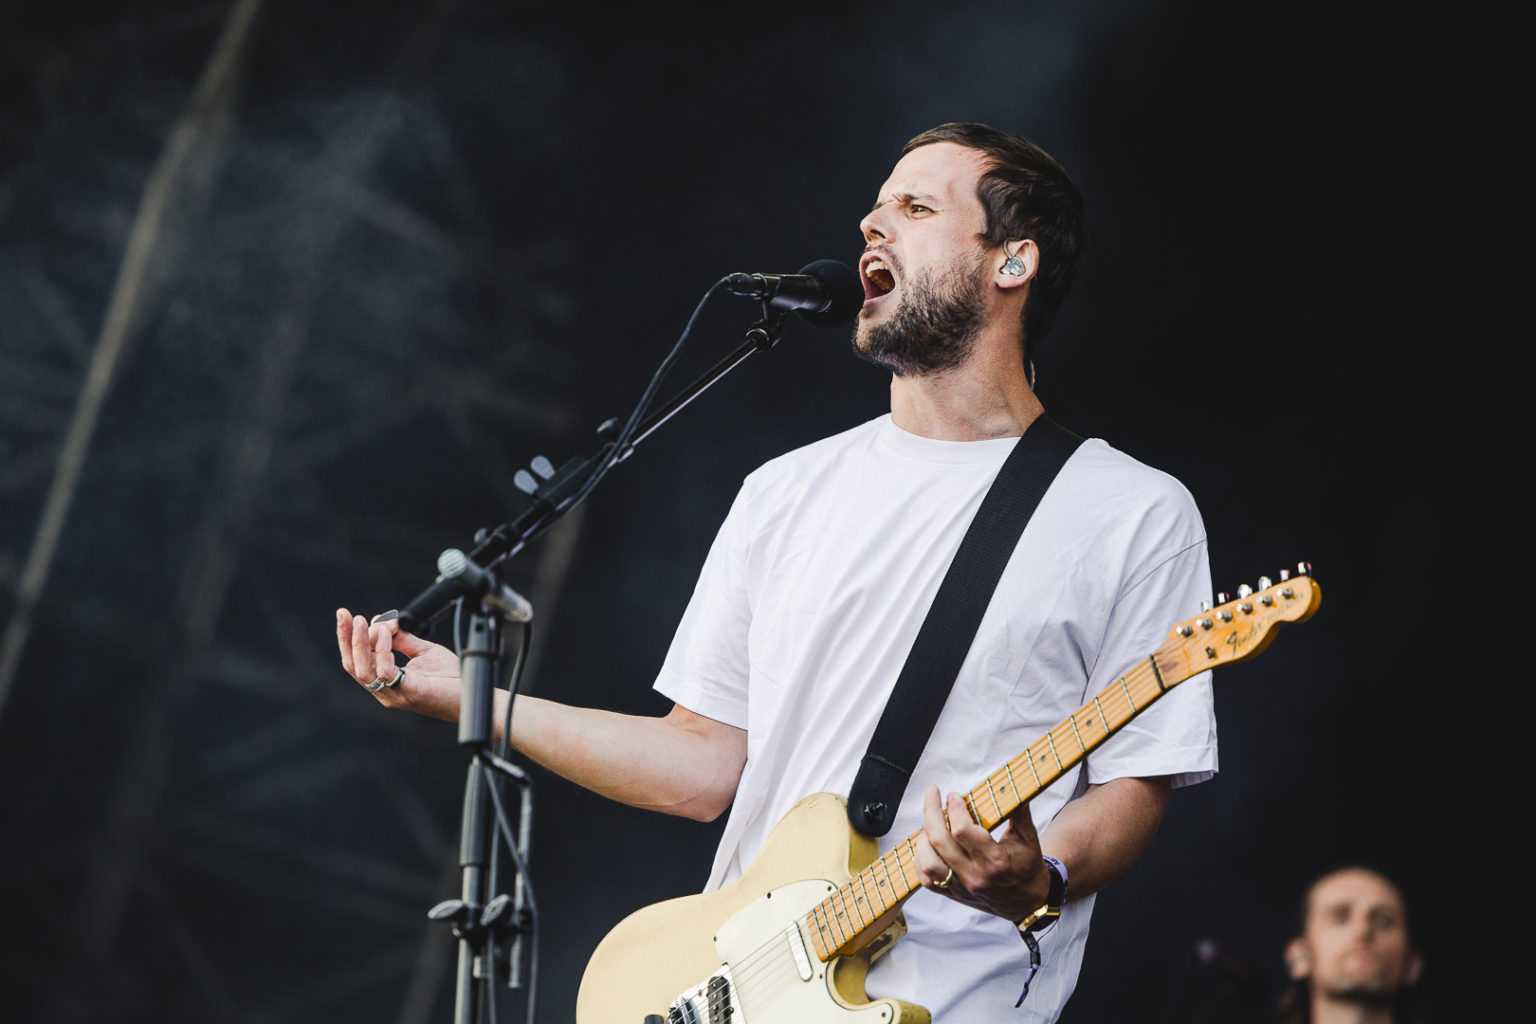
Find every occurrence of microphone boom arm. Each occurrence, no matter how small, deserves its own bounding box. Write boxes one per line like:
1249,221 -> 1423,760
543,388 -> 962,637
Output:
394,299 -> 793,636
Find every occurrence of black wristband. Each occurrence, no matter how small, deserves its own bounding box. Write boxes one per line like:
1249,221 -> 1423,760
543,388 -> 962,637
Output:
1016,855 -> 1067,935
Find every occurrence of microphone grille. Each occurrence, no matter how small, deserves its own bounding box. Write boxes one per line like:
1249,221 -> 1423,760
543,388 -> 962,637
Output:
797,259 -> 863,327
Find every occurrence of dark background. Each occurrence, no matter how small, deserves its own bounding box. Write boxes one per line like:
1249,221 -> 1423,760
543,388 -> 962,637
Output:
0,2 -> 1496,1021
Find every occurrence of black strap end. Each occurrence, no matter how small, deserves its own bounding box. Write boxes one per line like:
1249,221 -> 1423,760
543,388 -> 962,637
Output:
847,755 -> 912,836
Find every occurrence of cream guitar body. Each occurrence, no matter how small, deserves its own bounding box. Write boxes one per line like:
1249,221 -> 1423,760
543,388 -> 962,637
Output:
579,572 -> 1321,1024
577,792 -> 925,1024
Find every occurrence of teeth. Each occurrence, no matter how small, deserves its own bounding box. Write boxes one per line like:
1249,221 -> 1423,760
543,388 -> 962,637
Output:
865,258 -> 895,296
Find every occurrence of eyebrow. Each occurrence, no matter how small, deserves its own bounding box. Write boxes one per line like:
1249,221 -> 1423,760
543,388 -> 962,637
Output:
868,191 -> 938,213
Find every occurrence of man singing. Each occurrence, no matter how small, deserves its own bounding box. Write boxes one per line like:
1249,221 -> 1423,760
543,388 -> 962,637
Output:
338,122 -> 1218,1021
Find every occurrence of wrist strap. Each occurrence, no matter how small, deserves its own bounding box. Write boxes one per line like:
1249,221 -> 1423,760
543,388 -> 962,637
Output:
1014,856 -> 1069,1008
1016,855 -> 1067,933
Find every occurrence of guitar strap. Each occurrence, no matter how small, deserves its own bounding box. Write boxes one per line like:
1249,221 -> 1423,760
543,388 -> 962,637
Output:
846,414 -> 1084,836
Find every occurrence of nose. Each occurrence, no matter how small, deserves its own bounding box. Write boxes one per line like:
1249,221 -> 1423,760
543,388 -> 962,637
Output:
861,203 -> 890,244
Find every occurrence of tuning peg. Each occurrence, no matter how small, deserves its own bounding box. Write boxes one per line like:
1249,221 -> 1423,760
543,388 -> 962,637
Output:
514,469 -> 538,495
531,455 -> 556,480
1237,584 -> 1253,598
1200,600 -> 1212,612
1257,576 -> 1272,590
1216,593 -> 1228,604
1297,561 -> 1312,577
1279,569 -> 1290,581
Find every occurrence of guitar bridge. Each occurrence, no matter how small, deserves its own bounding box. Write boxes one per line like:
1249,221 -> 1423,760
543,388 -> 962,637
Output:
666,971 -> 737,1024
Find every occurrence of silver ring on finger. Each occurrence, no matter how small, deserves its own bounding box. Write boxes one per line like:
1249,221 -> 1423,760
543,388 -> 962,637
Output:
368,667 -> 405,692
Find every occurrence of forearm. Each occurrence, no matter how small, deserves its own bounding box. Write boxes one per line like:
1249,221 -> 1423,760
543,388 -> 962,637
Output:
502,693 -> 747,823
1040,775 -> 1170,901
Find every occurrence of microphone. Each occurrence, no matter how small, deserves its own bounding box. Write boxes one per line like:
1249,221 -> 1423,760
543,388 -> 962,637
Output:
435,548 -> 533,623
723,259 -> 863,327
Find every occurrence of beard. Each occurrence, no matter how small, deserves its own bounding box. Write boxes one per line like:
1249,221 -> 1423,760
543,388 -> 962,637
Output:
851,250 -> 987,377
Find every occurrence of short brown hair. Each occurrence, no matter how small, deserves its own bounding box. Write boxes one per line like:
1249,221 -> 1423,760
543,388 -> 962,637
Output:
903,123 -> 1086,361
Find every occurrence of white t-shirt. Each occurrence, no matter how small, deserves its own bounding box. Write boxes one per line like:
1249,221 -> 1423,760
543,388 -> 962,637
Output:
655,414 -> 1219,1022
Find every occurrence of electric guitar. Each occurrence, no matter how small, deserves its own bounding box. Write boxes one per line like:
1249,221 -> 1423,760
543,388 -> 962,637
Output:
578,569 -> 1322,1024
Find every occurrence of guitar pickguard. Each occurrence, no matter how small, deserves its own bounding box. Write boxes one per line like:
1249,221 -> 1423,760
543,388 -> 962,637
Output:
577,794 -> 926,1024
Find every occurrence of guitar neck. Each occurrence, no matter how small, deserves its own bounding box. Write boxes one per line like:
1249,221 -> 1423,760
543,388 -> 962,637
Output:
798,570 -> 1320,962
802,648 -> 1197,962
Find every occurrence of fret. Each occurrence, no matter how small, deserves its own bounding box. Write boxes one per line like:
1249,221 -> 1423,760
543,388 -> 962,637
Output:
852,871 -> 877,922
1024,752 -> 1042,788
895,837 -> 919,886
1003,760 -> 1025,804
1044,730 -> 1064,771
849,880 -> 872,928
863,865 -> 887,915
1092,695 -> 1110,733
877,852 -> 901,905
829,890 -> 855,943
783,574 -> 1322,971
810,903 -> 838,953
983,775 -> 1002,821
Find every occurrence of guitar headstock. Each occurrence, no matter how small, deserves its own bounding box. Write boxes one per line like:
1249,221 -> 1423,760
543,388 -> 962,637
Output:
1161,564 -> 1322,671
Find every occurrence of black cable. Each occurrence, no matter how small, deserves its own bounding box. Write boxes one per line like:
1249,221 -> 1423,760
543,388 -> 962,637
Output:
488,276 -> 732,565
495,619 -> 531,760
445,278 -> 732,1022
481,618 -> 535,1024
561,276 -> 729,512
485,763 -> 539,1024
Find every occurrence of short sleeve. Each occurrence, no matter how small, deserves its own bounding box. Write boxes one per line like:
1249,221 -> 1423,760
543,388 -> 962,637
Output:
651,484 -> 756,729
1083,531 -> 1219,789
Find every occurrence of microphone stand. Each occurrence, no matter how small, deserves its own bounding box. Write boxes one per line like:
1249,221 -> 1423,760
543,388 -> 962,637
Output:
395,300 -> 794,1024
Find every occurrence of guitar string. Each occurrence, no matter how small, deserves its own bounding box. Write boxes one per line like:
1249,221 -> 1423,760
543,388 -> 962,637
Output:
682,654 -> 1188,1008
800,662 -> 1169,959
802,666 -> 1163,959
664,608 -> 1299,1011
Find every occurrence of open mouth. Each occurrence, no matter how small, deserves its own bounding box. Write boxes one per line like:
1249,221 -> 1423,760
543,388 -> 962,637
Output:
861,256 -> 896,303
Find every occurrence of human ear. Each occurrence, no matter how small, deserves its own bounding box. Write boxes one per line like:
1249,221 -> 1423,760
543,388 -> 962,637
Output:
997,239 -> 1038,287
1285,938 -> 1311,979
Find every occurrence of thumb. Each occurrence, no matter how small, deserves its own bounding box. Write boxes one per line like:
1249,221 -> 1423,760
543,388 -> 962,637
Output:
393,630 -> 440,658
1002,801 -> 1041,848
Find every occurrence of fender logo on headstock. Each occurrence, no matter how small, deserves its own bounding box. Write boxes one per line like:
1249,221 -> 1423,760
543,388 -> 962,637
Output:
1166,568 -> 1321,672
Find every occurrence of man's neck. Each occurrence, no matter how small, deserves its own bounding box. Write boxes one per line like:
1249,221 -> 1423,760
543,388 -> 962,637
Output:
1311,996 -> 1399,1024
887,345 -> 1043,441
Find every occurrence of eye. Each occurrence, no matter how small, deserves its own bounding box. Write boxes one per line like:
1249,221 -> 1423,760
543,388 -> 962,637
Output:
909,204 -> 932,215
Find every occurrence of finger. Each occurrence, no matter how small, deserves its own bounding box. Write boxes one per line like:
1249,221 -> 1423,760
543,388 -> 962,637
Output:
1001,801 -> 1042,853
369,621 -> 396,682
351,615 -> 375,682
919,785 -> 963,884
336,609 -> 355,675
393,630 -> 437,658
910,829 -> 949,887
944,791 -> 999,859
923,786 -> 969,859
